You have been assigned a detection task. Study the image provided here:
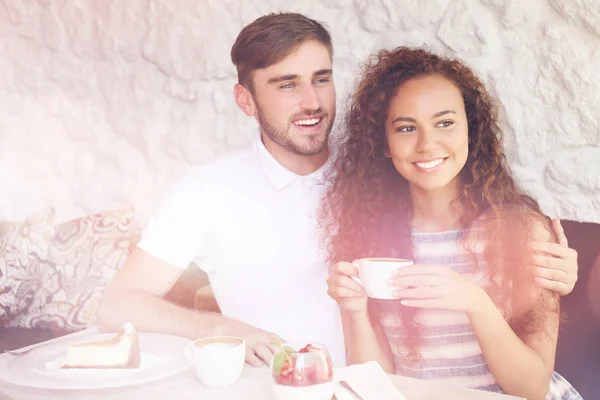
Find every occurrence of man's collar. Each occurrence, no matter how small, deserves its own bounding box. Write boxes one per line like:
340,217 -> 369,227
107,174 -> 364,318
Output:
254,136 -> 331,190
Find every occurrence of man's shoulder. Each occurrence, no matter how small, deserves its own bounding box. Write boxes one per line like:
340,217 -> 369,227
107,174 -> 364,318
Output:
157,142 -> 260,210
186,141 -> 259,183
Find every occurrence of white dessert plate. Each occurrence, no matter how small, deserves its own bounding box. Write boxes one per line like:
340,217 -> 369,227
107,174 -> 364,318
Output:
0,332 -> 192,390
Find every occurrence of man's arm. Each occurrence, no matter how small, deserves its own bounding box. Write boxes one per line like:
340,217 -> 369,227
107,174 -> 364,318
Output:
588,254 -> 600,323
97,247 -> 219,337
96,247 -> 280,366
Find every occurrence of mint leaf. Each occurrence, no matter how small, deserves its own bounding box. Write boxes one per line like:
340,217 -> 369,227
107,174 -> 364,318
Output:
282,344 -> 297,357
270,341 -> 298,375
272,350 -> 286,375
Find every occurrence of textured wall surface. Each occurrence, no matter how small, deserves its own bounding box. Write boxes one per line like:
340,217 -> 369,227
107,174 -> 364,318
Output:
0,0 -> 599,226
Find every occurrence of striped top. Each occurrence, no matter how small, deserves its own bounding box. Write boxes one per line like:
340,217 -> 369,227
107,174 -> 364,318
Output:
373,229 -> 582,399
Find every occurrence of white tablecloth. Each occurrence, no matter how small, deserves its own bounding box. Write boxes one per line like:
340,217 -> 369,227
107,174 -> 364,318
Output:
0,330 -> 522,400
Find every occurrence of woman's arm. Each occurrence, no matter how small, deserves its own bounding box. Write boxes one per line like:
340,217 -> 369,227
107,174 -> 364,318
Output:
467,286 -> 557,400
341,304 -> 395,373
396,265 -> 557,400
468,219 -> 559,400
327,261 -> 395,372
393,218 -> 559,399
396,265 -> 556,400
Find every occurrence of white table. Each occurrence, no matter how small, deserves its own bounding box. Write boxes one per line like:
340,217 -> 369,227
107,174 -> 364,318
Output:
0,330 -> 522,400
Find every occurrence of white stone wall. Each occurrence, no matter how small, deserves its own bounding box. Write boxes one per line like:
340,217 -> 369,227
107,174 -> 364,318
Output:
0,0 -> 598,226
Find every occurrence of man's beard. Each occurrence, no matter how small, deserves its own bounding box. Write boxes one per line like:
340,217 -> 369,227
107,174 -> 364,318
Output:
255,104 -> 335,156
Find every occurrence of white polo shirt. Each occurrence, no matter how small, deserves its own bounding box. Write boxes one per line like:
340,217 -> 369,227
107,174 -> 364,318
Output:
137,134 -> 346,366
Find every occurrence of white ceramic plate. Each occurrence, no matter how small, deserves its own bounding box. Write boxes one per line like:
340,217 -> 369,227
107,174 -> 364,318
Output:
0,332 -> 192,390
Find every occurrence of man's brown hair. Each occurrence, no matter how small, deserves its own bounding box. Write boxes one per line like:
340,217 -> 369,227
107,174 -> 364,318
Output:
231,12 -> 333,92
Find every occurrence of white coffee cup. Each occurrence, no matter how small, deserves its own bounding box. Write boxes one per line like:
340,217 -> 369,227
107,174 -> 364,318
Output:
185,336 -> 246,388
352,258 -> 414,300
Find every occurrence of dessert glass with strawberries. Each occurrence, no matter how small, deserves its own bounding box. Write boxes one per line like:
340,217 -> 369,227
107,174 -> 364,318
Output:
270,342 -> 334,400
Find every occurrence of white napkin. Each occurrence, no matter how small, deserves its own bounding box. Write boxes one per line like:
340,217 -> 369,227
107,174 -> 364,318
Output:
334,361 -> 407,400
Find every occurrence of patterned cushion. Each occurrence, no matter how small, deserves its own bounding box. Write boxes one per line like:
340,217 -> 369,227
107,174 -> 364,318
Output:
0,221 -> 13,237
1,207 -> 134,331
0,209 -> 55,326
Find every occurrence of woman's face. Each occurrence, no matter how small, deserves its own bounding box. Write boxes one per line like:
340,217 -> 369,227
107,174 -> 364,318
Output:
384,73 -> 469,196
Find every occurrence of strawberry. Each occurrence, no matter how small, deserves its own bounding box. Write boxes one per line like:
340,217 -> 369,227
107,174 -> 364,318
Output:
298,343 -> 320,353
275,359 -> 295,385
272,342 -> 332,386
293,364 -> 318,387
274,371 -> 293,386
280,359 -> 294,377
315,358 -> 334,384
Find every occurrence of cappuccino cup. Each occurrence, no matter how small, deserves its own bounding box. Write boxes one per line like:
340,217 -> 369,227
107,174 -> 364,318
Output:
352,258 -> 414,300
185,336 -> 245,388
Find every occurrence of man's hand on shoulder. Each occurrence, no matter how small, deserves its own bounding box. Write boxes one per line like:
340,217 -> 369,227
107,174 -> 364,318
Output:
588,254 -> 600,323
531,218 -> 578,296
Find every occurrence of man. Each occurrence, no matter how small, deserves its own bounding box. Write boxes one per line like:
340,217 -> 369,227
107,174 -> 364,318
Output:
97,12 -> 578,368
589,253 -> 600,322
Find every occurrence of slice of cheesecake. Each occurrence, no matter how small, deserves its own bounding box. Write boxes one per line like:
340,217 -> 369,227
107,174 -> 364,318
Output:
61,322 -> 141,369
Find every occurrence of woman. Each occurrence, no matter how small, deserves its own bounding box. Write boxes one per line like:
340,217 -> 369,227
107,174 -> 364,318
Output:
323,47 -> 581,399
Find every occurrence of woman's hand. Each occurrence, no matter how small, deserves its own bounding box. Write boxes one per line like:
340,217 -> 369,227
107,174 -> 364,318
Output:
390,264 -> 488,315
327,261 -> 368,314
532,218 -> 578,296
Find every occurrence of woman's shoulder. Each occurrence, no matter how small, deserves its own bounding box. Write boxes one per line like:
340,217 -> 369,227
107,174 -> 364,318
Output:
470,202 -> 555,241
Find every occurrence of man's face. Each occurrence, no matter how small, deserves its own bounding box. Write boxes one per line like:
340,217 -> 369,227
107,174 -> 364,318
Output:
248,40 -> 336,157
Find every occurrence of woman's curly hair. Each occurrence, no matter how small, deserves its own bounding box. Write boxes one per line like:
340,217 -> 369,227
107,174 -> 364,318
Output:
320,46 -> 558,361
